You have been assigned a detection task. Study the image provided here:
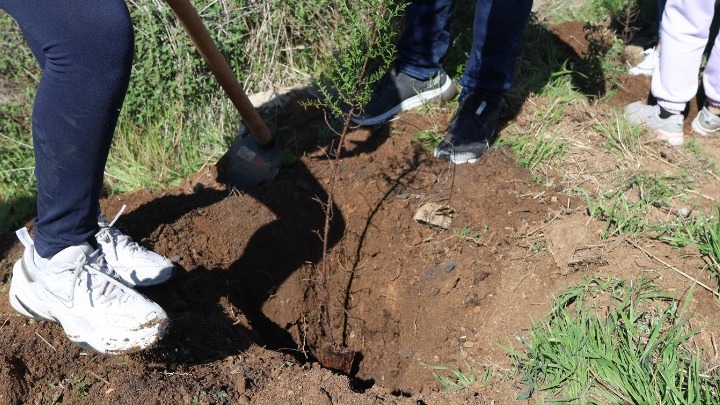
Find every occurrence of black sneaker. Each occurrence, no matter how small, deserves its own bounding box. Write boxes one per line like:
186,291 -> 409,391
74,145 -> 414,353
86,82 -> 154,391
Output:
352,65 -> 458,126
433,94 -> 499,164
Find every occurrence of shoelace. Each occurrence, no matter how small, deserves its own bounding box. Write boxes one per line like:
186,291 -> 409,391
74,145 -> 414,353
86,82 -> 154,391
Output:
97,205 -> 145,256
61,248 -> 129,306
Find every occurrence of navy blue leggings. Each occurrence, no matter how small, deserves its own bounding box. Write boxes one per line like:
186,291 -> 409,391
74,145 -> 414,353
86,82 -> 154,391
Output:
0,0 -> 134,257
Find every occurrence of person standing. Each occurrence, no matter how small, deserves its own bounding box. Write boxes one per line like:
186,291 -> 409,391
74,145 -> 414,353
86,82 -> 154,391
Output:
625,0 -> 720,145
352,0 -> 533,164
1,0 -> 173,354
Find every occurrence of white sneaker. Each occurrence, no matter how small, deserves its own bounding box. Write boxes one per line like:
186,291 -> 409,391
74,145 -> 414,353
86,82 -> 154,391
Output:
96,205 -> 173,287
8,228 -> 169,354
691,106 -> 720,136
629,47 -> 659,76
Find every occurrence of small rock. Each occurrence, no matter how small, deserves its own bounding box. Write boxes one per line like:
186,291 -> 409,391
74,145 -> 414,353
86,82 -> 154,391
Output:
678,206 -> 691,218
441,277 -> 460,294
473,271 -> 491,284
660,148 -> 676,163
414,203 -> 455,229
463,342 -> 475,348
623,45 -> 646,65
464,292 -> 486,306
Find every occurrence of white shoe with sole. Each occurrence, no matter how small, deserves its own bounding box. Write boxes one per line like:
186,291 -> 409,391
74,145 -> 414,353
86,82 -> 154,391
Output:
96,205 -> 173,287
624,102 -> 685,146
691,106 -> 720,136
9,227 -> 169,354
629,47 -> 659,76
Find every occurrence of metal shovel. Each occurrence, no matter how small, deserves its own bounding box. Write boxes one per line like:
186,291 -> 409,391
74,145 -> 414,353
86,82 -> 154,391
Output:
166,0 -> 280,189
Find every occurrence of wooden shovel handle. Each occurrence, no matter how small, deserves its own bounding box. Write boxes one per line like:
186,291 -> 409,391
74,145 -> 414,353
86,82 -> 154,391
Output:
166,0 -> 272,145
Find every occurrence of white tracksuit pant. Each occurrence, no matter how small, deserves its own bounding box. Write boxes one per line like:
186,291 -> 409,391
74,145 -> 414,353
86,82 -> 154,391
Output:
653,0 -> 720,111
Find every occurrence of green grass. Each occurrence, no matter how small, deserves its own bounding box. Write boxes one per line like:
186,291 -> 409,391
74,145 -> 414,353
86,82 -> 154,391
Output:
424,361 -> 479,392
499,79 -> 572,170
455,225 -> 488,245
0,0 -> 406,230
503,277 -> 720,403
582,170 -> 698,239
660,209 -> 720,282
595,112 -> 644,158
0,93 -> 36,231
413,130 -> 443,151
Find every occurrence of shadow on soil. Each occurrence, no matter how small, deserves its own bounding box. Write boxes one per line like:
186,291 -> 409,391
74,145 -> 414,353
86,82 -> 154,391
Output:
0,11 -> 622,390
113,96 -> 392,389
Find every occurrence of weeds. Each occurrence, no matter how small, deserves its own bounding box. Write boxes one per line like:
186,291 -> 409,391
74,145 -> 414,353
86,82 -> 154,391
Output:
413,130 -> 443,151
530,241 -> 547,253
192,387 -> 229,404
585,172 -> 694,238
504,277 -> 720,403
456,225 -> 488,245
424,361 -> 478,392
0,97 -> 36,231
595,113 -> 644,159
660,209 -> 720,281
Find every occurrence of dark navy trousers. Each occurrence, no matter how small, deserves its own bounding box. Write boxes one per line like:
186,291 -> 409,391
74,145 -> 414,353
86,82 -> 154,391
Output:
1,0 -> 133,257
396,0 -> 533,107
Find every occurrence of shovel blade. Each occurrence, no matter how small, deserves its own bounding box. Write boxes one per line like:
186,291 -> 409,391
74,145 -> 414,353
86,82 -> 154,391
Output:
223,130 -> 280,190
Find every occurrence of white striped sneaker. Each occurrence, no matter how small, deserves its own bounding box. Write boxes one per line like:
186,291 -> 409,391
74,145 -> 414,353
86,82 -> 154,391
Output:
96,205 -> 173,287
9,227 -> 169,354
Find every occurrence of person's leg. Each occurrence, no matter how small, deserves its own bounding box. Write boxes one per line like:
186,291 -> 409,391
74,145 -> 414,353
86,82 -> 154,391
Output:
396,0 -> 455,80
658,0 -> 667,23
652,0 -> 715,113
434,0 -> 532,164
457,0 -> 533,107
1,0 -> 169,354
1,0 -> 133,258
702,37 -> 720,110
626,0 -> 715,145
692,5 -> 720,135
351,0 -> 459,126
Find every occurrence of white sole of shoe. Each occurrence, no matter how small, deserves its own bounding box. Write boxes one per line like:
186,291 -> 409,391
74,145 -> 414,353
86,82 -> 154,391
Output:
654,130 -> 684,146
352,78 -> 457,126
628,68 -> 654,76
691,116 -> 720,137
433,153 -> 479,165
9,260 -> 57,322
9,259 -> 169,354
451,157 -> 479,165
